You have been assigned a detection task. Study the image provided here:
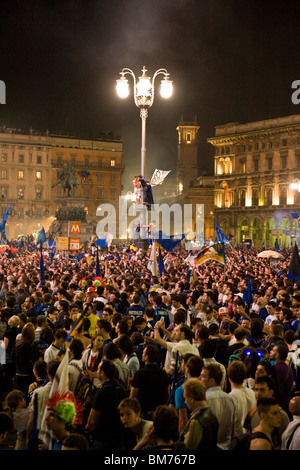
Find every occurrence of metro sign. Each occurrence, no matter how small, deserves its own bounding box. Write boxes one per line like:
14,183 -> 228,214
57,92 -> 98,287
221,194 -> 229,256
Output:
70,238 -> 80,250
70,222 -> 81,234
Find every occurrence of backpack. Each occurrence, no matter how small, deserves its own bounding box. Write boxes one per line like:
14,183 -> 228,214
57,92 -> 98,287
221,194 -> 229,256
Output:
71,363 -> 96,423
229,431 -> 272,451
228,347 -> 243,364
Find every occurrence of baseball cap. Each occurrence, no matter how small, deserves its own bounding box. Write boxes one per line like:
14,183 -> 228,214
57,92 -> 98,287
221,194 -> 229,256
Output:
234,293 -> 243,299
87,287 -> 95,293
218,307 -> 228,316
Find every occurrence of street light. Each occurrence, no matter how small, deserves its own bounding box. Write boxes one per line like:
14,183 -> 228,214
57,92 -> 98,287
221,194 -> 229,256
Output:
116,66 -> 173,177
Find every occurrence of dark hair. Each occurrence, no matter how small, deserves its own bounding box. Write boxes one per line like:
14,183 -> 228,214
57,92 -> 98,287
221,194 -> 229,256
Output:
54,328 -> 68,340
116,318 -> 129,335
144,344 -> 161,364
33,359 -> 47,379
97,319 -> 112,333
116,335 -> 134,356
199,338 -> 217,359
47,360 -> 60,379
255,374 -> 276,391
69,338 -> 84,359
227,360 -> 247,384
99,359 -> 118,379
203,363 -> 223,386
179,324 -> 194,343
256,397 -> 278,416
62,433 -> 89,450
274,343 -> 289,361
152,405 -> 179,442
186,355 -> 204,377
103,342 -> 122,360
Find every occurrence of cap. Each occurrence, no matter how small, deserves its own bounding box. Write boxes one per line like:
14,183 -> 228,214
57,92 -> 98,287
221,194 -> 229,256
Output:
218,307 -> 228,315
234,293 -> 243,299
87,287 -> 95,293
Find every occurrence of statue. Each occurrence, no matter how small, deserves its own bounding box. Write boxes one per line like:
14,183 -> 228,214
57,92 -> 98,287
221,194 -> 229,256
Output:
52,163 -> 79,197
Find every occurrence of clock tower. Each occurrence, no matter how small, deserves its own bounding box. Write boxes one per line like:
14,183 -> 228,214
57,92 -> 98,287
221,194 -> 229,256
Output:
176,116 -> 200,193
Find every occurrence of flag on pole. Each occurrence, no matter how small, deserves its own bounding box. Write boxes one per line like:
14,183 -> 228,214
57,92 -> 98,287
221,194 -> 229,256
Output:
214,221 -> 229,244
150,169 -> 171,186
194,243 -> 225,266
158,246 -> 164,276
243,277 -> 253,305
153,231 -> 187,252
96,244 -> 100,276
288,242 -> 300,281
275,239 -> 280,252
147,242 -> 159,277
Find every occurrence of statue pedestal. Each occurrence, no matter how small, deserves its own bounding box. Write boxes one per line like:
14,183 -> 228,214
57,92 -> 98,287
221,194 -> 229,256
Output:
48,197 -> 97,245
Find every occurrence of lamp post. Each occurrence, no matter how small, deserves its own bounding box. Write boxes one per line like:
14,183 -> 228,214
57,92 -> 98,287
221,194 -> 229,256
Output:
116,66 -> 173,248
116,65 -> 173,177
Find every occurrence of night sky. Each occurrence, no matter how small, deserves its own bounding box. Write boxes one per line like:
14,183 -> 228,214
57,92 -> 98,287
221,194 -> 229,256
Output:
1,0 -> 300,191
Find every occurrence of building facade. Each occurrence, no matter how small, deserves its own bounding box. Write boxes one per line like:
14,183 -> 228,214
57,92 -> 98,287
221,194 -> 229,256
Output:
0,127 -> 123,240
207,114 -> 300,248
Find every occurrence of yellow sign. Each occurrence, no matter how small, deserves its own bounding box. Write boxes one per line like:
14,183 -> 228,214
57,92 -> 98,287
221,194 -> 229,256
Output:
56,237 -> 69,250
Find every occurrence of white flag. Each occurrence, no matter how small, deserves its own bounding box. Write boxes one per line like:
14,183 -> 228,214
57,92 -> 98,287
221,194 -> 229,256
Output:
150,169 -> 171,186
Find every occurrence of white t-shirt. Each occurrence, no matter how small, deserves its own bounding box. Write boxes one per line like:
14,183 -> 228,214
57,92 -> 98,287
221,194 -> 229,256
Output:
229,386 -> 257,437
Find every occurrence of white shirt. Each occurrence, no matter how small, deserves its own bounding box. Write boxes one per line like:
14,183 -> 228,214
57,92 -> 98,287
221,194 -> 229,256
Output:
206,386 -> 236,450
169,339 -> 199,373
229,386 -> 256,437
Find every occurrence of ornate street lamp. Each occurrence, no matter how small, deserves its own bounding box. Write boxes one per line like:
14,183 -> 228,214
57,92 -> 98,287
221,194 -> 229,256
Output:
116,66 -> 173,177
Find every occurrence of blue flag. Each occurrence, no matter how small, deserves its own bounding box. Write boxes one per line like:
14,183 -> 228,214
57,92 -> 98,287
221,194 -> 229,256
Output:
288,243 -> 300,281
95,238 -> 108,248
96,245 -> 100,276
275,239 -> 280,252
243,278 -> 253,305
214,221 -> 229,244
153,231 -> 187,252
158,246 -> 164,276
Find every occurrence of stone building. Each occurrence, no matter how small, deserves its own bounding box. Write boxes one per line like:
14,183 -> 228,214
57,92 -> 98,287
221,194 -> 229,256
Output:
207,114 -> 300,247
0,127 -> 123,241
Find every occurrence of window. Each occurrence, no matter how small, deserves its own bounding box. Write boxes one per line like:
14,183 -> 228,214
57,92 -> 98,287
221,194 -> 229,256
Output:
71,155 -> 76,165
240,159 -> 246,173
97,188 -> 103,199
280,154 -> 287,169
97,173 -> 103,182
84,156 -> 90,166
265,188 -> 273,206
18,170 -> 24,179
110,174 -> 116,183
254,143 -> 259,150
36,188 -> 42,200
110,188 -> 116,199
266,158 -> 273,170
1,188 -> 7,199
282,139 -> 287,146
19,154 -> 24,163
18,187 -> 24,199
1,153 -> 7,162
252,189 -> 259,206
36,171 -> 42,180
279,187 -> 287,205
110,159 -> 116,167
239,190 -> 246,206
98,157 -> 103,168
186,133 -> 191,143
253,159 -> 259,172
57,155 -> 62,165
1,170 -> 7,179
37,155 -> 42,164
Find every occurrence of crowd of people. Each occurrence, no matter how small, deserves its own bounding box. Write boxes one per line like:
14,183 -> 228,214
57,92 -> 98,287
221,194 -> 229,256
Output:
0,240 -> 299,451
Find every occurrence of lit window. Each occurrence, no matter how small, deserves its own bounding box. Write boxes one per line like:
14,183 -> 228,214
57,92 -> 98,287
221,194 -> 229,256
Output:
1,153 -> 7,162
18,188 -> 24,199
18,170 -> 24,179
1,170 -> 7,179
36,171 -> 42,180
110,159 -> 116,167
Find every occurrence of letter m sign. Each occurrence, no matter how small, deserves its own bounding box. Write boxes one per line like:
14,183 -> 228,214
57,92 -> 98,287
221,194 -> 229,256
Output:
70,222 -> 81,234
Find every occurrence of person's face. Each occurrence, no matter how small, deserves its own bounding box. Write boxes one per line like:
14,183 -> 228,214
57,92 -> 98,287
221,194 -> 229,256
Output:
183,390 -> 193,410
241,319 -> 250,329
102,311 -> 111,321
173,325 -> 183,342
264,405 -> 282,429
254,382 -> 273,400
93,336 -> 103,349
255,364 -> 268,380
70,307 -> 79,320
269,345 -> 278,361
119,407 -> 140,429
45,409 -> 61,432
199,369 -> 211,390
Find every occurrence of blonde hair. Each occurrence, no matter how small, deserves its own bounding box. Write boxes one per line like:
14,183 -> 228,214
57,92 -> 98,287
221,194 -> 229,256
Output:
183,378 -> 206,401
